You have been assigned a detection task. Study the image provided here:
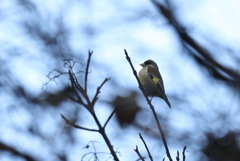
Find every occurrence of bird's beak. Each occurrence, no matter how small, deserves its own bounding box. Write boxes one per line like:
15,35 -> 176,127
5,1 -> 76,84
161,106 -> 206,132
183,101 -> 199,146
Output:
140,63 -> 145,67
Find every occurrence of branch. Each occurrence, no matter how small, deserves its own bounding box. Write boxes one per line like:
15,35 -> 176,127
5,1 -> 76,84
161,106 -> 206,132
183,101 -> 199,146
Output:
0,142 -> 36,161
182,146 -> 187,161
68,69 -> 85,105
124,49 -> 172,161
61,114 -> 98,132
72,71 -> 91,104
103,109 -> 116,129
134,146 -> 145,161
176,151 -> 179,161
152,0 -> 240,88
139,133 -> 153,161
63,54 -> 119,161
91,78 -> 111,107
85,50 -> 93,93
90,112 -> 119,161
42,69 -> 68,89
67,94 -> 83,104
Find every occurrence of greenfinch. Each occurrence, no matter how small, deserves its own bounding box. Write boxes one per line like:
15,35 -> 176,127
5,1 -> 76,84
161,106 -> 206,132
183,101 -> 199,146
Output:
138,59 -> 171,108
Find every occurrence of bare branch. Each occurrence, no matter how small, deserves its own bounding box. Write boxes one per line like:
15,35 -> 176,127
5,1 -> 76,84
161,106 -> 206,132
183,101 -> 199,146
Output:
103,109 -> 116,129
0,142 -> 37,161
152,0 -> 240,88
71,72 -> 91,104
68,70 -> 85,105
124,49 -> 172,161
62,54 -> 118,161
134,146 -> 145,161
85,50 -> 93,92
42,69 -> 68,89
67,94 -> 84,104
182,146 -> 187,161
91,78 -> 111,107
61,114 -> 98,132
176,151 -> 179,161
139,133 -> 153,161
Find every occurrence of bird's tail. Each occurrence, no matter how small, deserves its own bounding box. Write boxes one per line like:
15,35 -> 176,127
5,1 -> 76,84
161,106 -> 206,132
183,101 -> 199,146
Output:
163,95 -> 171,109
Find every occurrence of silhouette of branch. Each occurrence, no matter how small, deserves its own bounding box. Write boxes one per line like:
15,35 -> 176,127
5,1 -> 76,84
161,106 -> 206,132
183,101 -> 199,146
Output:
134,146 -> 146,161
152,0 -> 240,89
103,109 -> 116,129
124,49 -> 172,161
61,114 -> 98,132
91,78 -> 111,109
42,69 -> 69,89
60,52 -> 119,161
182,146 -> 187,161
176,151 -> 180,161
68,69 -> 86,106
84,50 -> 93,93
67,94 -> 83,104
81,141 -> 112,161
0,142 -> 36,161
72,71 -> 91,104
139,133 -> 153,161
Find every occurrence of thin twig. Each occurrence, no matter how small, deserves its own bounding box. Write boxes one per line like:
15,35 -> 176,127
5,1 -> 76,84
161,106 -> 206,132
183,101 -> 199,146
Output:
139,133 -> 153,161
103,109 -> 116,129
134,146 -> 145,161
176,151 -> 179,161
68,69 -> 85,105
85,50 -> 93,93
182,146 -> 187,161
61,114 -> 98,132
91,78 -> 111,107
72,71 -> 91,104
67,94 -> 84,105
42,69 -> 68,89
124,49 -> 172,161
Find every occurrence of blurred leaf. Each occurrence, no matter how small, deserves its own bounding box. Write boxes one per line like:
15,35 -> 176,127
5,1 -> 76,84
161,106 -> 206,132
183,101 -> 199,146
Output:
111,91 -> 141,126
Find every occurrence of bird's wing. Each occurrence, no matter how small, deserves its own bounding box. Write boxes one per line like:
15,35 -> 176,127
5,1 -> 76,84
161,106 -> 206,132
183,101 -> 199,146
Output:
147,66 -> 165,92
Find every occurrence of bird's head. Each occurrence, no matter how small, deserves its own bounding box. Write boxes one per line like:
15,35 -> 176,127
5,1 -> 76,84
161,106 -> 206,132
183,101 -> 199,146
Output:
140,59 -> 158,69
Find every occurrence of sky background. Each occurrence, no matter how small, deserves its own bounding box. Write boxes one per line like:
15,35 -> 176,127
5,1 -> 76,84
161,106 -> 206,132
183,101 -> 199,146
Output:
0,0 -> 240,161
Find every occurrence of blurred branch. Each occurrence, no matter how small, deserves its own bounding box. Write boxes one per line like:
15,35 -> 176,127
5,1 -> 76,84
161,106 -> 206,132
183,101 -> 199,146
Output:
124,49 -> 172,161
139,133 -> 153,161
0,142 -> 36,161
152,0 -> 240,89
134,146 -> 146,161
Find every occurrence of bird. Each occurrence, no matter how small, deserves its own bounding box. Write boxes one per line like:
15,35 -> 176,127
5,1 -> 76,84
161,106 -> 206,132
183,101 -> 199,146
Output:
138,59 -> 171,108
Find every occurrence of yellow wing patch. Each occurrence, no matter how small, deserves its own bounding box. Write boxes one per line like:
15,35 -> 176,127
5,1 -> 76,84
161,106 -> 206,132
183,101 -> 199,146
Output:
152,77 -> 158,85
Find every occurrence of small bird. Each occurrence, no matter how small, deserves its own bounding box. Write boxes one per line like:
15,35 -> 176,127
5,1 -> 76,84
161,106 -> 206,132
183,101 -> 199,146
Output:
138,59 -> 171,108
